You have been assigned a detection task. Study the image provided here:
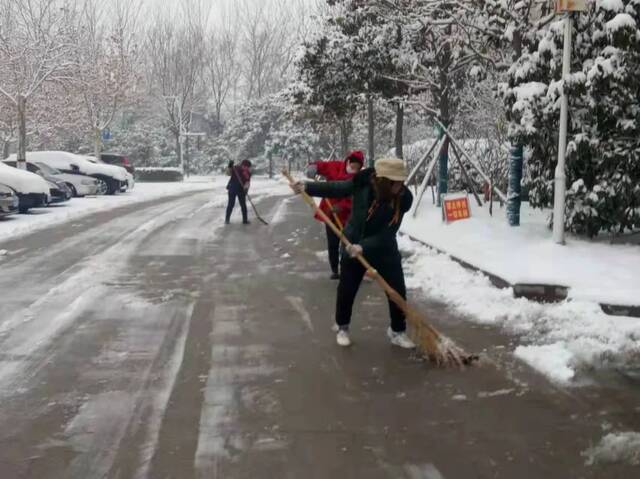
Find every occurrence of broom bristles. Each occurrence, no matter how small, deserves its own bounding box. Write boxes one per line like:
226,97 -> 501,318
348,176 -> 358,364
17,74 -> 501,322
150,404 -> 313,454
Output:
405,304 -> 473,367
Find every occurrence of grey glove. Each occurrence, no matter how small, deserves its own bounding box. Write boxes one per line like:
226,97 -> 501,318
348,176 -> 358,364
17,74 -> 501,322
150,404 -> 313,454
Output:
306,164 -> 318,179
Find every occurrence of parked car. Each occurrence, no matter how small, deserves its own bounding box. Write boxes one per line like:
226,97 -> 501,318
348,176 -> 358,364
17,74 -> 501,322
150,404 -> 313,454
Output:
46,178 -> 72,203
0,162 -> 50,213
2,159 -> 101,197
0,183 -> 19,218
6,151 -> 127,195
85,156 -> 134,191
100,152 -> 134,175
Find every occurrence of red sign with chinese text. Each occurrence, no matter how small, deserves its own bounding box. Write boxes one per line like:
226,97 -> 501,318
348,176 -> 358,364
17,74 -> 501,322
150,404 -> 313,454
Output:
443,196 -> 471,223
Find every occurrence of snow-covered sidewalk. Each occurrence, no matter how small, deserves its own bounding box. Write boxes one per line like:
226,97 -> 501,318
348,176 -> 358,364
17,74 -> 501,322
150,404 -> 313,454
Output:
398,201 -> 640,385
401,201 -> 640,307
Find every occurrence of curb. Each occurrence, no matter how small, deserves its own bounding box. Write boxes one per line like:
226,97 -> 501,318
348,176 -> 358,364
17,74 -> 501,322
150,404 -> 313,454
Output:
404,234 -> 640,319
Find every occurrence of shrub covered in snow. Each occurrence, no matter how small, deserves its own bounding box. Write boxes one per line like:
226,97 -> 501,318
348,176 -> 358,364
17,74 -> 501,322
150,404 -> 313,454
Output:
135,167 -> 183,182
504,0 -> 640,236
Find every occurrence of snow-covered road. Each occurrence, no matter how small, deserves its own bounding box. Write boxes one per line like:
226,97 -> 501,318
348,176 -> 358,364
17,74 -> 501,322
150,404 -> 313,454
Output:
0,186 -> 638,478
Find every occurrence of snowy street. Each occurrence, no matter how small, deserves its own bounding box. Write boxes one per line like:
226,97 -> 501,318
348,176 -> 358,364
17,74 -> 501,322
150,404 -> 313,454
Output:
0,187 -> 638,478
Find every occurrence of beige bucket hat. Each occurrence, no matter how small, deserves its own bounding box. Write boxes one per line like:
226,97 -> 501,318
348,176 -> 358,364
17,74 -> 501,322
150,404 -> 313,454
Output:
374,157 -> 407,182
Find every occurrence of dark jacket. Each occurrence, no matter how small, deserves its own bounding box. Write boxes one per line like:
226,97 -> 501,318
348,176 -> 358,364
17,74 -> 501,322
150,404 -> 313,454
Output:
227,165 -> 251,193
305,168 -> 413,262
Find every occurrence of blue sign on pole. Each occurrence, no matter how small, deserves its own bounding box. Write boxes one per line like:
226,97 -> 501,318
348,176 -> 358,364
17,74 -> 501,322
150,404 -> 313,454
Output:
102,128 -> 112,141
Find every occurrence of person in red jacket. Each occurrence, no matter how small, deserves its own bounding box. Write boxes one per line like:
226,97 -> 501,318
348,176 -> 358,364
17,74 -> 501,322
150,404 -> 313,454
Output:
307,150 -> 364,279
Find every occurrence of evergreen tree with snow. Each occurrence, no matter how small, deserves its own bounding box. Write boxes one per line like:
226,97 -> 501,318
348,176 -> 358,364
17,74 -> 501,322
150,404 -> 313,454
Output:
505,0 -> 640,236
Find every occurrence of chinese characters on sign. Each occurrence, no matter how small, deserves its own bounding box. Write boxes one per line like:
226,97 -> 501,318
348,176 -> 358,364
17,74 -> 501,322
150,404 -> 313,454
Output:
442,195 -> 471,223
556,0 -> 587,12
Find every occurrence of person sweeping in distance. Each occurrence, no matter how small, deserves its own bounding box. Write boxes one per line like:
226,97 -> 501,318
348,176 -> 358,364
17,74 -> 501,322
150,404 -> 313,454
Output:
291,156 -> 415,349
306,151 -> 364,279
225,159 -> 252,225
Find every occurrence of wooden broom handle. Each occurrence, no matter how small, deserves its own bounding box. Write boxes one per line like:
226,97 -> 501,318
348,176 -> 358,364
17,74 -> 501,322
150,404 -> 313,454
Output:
283,170 -> 407,310
324,198 -> 344,230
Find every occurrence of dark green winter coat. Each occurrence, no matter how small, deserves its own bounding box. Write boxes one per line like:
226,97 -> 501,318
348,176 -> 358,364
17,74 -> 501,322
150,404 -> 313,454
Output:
305,168 -> 413,264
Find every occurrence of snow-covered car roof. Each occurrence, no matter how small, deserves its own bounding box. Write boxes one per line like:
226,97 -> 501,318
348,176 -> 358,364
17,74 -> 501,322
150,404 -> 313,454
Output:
83,156 -> 129,180
6,151 -> 127,182
0,161 -> 50,195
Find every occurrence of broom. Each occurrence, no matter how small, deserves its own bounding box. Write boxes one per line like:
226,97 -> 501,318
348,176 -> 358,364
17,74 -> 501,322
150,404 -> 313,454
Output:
283,170 -> 476,367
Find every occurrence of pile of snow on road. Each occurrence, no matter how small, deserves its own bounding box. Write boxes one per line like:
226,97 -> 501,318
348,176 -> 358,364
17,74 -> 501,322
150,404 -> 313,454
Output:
583,431 -> 640,466
398,235 -> 640,384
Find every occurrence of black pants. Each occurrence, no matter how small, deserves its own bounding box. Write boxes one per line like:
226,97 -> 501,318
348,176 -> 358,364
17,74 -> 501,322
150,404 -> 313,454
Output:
325,224 -> 340,274
225,189 -> 248,223
335,254 -> 407,332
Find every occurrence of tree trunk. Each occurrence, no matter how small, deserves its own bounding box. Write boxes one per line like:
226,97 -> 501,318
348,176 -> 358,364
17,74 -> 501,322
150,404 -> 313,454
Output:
185,136 -> 190,177
506,145 -> 524,225
436,27 -> 452,205
507,30 -> 524,226
94,127 -> 102,163
175,133 -> 182,171
339,117 -> 351,157
268,152 -> 273,179
367,95 -> 375,167
395,103 -> 404,160
2,140 -> 9,160
437,133 -> 450,206
17,95 -> 27,170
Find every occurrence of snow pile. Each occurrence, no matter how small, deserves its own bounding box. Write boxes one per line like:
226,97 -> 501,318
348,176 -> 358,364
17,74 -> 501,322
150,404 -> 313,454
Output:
583,431 -> 640,466
398,234 -> 640,384
402,201 -> 640,306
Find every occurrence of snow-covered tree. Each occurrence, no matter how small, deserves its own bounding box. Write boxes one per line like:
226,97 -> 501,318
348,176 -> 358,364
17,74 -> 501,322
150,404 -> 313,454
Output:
71,0 -> 141,162
205,27 -> 241,130
293,9 -> 363,156
146,4 -> 208,168
0,0 -> 76,168
505,0 -> 640,236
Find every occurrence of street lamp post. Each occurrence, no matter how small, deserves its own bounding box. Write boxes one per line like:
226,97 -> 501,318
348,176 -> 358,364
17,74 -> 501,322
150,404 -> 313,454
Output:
552,13 -> 572,245
552,1 -> 586,244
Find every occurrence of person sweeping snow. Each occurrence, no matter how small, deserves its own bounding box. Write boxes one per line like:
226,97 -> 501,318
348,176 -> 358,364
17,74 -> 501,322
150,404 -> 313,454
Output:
225,159 -> 252,225
306,151 -> 364,279
291,156 -> 415,349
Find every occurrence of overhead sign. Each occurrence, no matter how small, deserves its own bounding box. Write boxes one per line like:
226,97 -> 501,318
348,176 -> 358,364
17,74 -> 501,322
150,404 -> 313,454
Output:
102,128 -> 112,141
556,0 -> 587,12
442,194 -> 471,223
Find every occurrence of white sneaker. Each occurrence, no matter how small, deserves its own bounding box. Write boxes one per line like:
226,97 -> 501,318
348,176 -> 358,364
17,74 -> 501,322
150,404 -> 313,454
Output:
387,328 -> 415,349
331,324 -> 340,332
336,330 -> 352,347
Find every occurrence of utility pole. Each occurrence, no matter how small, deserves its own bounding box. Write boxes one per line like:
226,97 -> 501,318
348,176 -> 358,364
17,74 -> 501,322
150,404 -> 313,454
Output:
553,13 -> 572,244
553,1 -> 585,244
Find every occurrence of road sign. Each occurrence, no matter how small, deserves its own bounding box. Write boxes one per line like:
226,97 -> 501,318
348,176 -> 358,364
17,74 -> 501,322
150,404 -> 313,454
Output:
102,128 -> 112,141
556,0 -> 587,12
442,193 -> 471,223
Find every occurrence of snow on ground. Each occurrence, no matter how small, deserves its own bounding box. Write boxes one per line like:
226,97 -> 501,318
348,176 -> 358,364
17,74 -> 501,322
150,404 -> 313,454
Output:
582,431 -> 640,466
398,234 -> 640,385
401,200 -> 640,306
0,176 -> 290,244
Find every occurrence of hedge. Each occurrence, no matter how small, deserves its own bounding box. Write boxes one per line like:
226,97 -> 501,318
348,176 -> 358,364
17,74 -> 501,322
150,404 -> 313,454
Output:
135,167 -> 184,182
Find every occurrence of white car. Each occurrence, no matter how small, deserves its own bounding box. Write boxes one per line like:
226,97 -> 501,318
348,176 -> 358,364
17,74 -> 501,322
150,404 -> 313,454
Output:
0,183 -> 19,217
6,151 -> 128,195
2,159 -> 100,197
0,161 -> 50,213
84,156 -> 133,191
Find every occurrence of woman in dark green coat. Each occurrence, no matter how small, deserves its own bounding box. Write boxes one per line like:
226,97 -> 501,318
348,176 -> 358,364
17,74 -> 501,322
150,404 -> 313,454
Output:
292,157 -> 415,349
